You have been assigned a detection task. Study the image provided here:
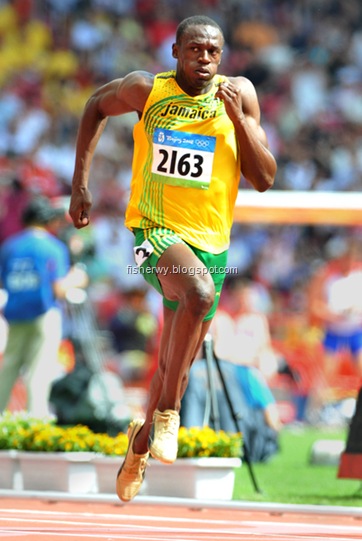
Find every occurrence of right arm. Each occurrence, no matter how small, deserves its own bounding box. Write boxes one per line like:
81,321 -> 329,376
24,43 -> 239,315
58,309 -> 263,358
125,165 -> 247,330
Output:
69,71 -> 154,229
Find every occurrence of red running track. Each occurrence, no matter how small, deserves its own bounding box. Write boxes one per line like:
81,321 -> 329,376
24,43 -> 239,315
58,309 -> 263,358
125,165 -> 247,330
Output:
0,496 -> 361,541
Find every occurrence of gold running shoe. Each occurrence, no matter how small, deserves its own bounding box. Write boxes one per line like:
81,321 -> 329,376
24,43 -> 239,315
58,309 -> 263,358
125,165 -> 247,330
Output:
149,409 -> 180,464
116,419 -> 149,502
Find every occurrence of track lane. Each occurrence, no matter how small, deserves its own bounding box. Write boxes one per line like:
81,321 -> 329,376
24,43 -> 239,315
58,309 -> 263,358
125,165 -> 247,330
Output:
0,497 -> 361,541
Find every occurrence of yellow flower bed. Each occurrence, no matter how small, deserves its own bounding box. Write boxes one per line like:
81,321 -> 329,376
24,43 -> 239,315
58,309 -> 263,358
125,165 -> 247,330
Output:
177,426 -> 242,458
0,411 -> 242,458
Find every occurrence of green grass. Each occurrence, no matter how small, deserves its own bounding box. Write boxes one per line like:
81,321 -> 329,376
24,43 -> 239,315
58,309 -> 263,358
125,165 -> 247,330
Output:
233,425 -> 362,507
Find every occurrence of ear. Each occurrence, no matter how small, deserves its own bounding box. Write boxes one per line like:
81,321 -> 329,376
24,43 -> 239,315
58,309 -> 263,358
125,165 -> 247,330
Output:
172,43 -> 178,59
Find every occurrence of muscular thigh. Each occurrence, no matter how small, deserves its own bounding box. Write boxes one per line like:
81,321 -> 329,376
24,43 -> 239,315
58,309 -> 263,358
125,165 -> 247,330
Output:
133,228 -> 228,320
157,242 -> 213,301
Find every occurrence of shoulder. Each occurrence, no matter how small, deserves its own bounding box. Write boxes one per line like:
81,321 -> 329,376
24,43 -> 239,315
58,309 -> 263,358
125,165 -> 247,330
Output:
43,233 -> 68,255
120,70 -> 178,96
226,75 -> 261,119
93,71 -> 155,117
109,70 -> 154,114
121,70 -> 155,90
228,75 -> 257,94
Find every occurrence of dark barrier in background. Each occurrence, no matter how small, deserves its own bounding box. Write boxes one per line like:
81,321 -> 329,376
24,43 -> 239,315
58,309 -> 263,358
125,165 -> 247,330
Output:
338,386 -> 362,480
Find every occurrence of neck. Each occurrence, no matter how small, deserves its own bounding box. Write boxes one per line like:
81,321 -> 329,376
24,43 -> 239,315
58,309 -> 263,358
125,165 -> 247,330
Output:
175,73 -> 215,97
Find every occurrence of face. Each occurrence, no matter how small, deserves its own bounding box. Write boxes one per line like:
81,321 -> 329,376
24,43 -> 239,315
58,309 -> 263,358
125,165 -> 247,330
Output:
172,25 -> 224,95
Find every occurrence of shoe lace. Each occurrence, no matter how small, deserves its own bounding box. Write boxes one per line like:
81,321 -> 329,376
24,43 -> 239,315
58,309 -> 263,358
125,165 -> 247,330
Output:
157,412 -> 179,435
123,455 -> 148,476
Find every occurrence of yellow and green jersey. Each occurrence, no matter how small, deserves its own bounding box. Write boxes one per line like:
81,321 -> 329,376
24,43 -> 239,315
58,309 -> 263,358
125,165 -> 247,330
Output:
125,70 -> 241,254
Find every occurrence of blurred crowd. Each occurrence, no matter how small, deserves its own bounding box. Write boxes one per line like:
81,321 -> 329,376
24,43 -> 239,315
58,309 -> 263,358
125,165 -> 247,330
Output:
0,0 -> 362,195
0,0 -> 361,422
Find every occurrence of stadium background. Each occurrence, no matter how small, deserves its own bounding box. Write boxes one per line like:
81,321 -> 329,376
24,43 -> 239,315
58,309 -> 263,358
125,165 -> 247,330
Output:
0,0 -> 361,423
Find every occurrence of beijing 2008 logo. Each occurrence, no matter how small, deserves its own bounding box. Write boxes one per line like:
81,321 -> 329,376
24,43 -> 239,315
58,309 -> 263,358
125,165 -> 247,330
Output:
158,131 -> 165,143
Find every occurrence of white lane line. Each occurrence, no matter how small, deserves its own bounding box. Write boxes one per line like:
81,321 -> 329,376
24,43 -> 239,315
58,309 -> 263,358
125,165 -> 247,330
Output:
0,509 -> 241,525
0,507 -> 360,541
1,519 -> 361,540
1,531 -> 359,541
247,520 -> 362,535
1,526 -> 359,541
0,515 -> 361,536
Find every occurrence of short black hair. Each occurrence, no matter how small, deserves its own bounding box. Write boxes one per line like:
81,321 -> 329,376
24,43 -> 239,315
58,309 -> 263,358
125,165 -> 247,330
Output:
176,15 -> 224,45
22,197 -> 63,226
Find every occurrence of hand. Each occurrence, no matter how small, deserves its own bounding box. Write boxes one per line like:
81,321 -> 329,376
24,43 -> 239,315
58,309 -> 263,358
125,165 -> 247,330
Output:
215,81 -> 244,123
69,187 -> 92,229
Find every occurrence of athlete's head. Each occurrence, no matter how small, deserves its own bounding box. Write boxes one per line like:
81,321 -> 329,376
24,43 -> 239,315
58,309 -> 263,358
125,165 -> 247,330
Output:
172,15 -> 224,94
175,16 -> 224,47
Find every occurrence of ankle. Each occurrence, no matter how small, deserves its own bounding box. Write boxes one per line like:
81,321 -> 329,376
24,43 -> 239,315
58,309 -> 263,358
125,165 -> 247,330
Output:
132,427 -> 148,455
156,404 -> 179,414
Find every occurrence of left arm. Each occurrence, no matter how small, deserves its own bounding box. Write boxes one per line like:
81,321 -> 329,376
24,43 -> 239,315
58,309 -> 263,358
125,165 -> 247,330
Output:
215,77 -> 277,192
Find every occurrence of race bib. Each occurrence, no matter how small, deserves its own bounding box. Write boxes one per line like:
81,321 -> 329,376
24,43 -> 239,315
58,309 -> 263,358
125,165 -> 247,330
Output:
133,239 -> 154,267
151,128 -> 216,189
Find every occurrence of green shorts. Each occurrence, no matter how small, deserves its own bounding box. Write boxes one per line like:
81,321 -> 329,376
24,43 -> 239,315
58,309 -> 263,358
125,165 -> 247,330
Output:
133,228 -> 228,320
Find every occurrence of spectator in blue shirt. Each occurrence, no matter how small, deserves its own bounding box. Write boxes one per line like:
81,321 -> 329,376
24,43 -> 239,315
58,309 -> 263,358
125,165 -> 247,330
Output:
0,196 -> 87,417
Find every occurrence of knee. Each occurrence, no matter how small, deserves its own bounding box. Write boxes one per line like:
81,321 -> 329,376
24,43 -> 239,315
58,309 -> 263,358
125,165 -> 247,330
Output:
184,278 -> 215,317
